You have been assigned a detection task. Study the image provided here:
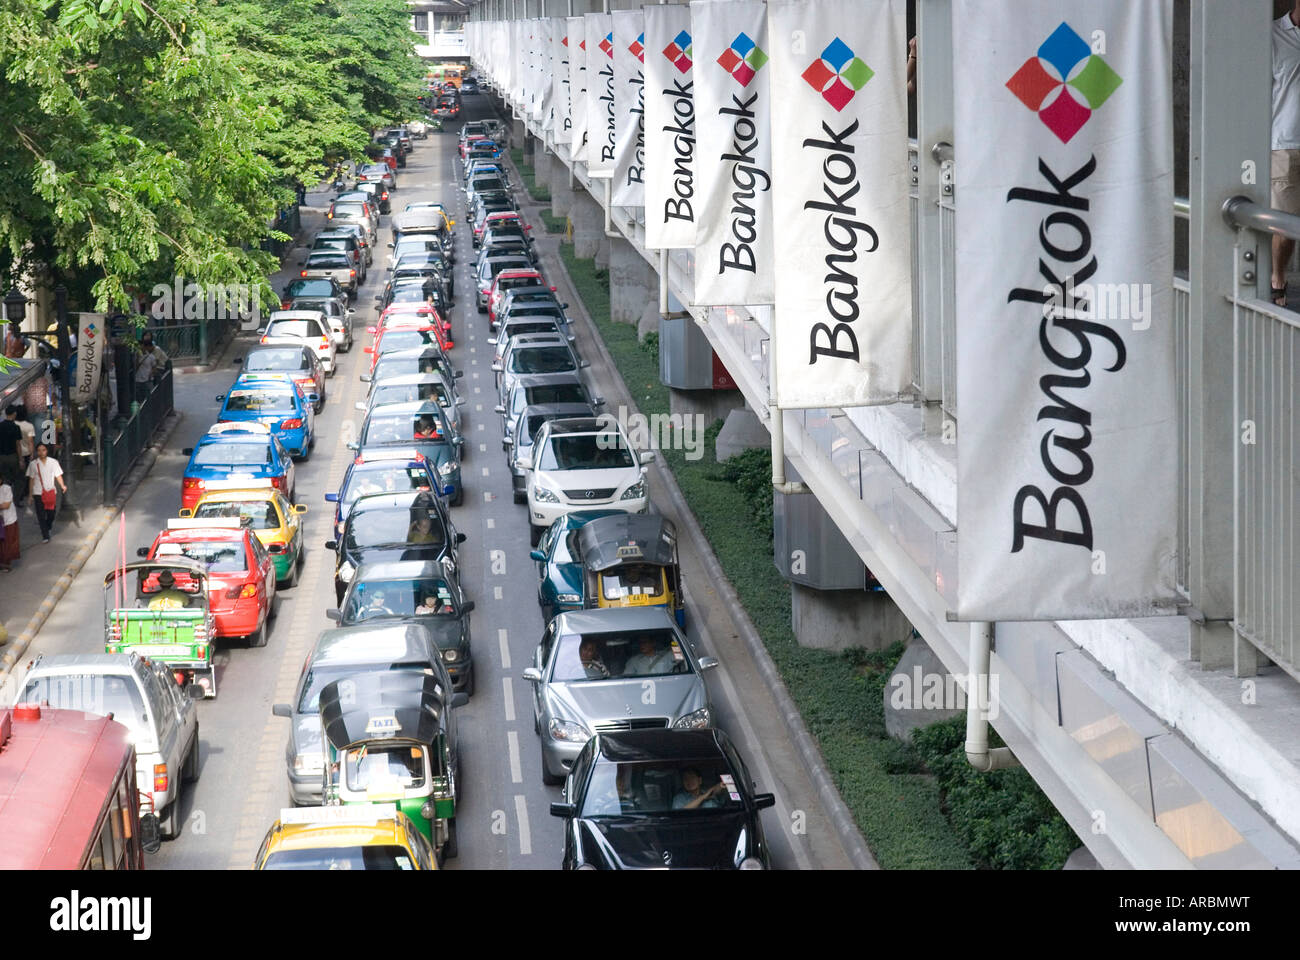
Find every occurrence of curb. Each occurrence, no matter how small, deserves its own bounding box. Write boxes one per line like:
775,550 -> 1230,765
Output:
540,238 -> 880,871
0,410 -> 184,682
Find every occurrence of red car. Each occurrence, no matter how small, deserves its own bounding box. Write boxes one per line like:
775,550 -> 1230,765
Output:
375,301 -> 452,339
488,269 -> 554,327
138,519 -> 277,646
459,134 -> 490,161
364,321 -> 453,376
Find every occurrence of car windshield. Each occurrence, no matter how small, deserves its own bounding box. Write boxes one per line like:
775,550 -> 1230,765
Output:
390,287 -> 430,304
295,662 -> 428,714
263,845 -> 418,870
192,442 -> 271,467
292,299 -> 341,317
363,414 -> 447,445
361,165 -> 389,177
538,434 -> 634,471
343,578 -> 456,621
342,464 -> 433,507
225,389 -> 296,414
313,239 -> 352,253
246,349 -> 308,373
286,280 -> 335,297
523,383 -> 586,408
504,323 -> 561,341
373,356 -> 443,379
378,331 -> 438,353
331,203 -> 366,218
347,506 -> 446,550
267,320 -> 323,339
164,539 -> 249,573
471,178 -> 505,192
21,675 -> 150,740
344,743 -> 427,793
551,629 -> 688,682
509,346 -> 575,375
307,254 -> 351,269
580,759 -> 743,817
193,499 -> 280,530
498,276 -> 542,293
371,382 -> 450,408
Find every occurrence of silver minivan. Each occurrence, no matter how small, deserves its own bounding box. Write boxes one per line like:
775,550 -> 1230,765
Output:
18,652 -> 202,838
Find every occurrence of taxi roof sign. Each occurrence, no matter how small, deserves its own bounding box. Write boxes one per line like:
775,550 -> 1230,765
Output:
365,715 -> 402,736
206,421 -> 272,436
199,478 -> 276,492
278,803 -> 398,826
166,518 -> 245,530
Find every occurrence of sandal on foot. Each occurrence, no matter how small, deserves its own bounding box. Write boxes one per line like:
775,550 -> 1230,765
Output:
1272,285 -> 1288,308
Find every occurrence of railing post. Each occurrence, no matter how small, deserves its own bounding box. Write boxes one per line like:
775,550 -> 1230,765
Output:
1186,0 -> 1270,672
914,0 -> 953,433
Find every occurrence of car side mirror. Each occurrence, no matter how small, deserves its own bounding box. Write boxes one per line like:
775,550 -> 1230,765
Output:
233,356 -> 243,365
214,394 -> 225,402
487,337 -> 497,345
140,813 -> 163,854
325,608 -> 341,622
293,504 -> 308,514
178,508 -> 194,518
307,394 -> 320,403
455,370 -> 464,379
490,362 -> 502,372
185,683 -> 206,700
461,600 -> 475,613
592,397 -> 605,408
451,692 -> 469,708
324,540 -> 337,551
523,667 -> 543,683
324,493 -> 339,502
549,801 -> 576,818
753,793 -> 777,810
561,303 -> 570,309
272,703 -> 293,718
136,547 -> 150,558
698,656 -> 720,671
529,549 -> 545,562
501,436 -> 513,447
456,398 -> 467,407
493,405 -> 505,414
359,374 -> 372,383
640,451 -> 656,463
579,360 -> 590,368
181,447 -> 194,456
456,532 -> 467,544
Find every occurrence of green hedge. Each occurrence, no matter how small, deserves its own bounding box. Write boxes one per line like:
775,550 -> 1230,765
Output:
508,147 -> 551,202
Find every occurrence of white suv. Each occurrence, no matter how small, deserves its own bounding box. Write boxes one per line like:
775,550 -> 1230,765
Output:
525,417 -> 654,545
17,652 -> 201,840
260,310 -> 337,376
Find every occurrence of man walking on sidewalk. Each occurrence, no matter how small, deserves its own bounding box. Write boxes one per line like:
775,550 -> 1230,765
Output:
0,478 -> 17,571
26,443 -> 67,543
0,405 -> 23,503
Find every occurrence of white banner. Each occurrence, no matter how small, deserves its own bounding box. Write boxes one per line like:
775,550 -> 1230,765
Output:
690,0 -> 774,305
954,1 -> 1177,619
585,13 -> 616,178
73,312 -> 105,406
611,10 -> 646,206
553,18 -> 572,144
768,0 -> 912,408
644,4 -> 697,250
537,19 -> 555,133
569,17 -> 589,164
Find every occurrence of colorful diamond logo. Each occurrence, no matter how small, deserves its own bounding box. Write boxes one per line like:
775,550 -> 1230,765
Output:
561,36 -> 569,47
1006,21 -> 1122,144
579,39 -> 586,51
663,30 -> 693,73
629,32 -> 644,63
717,31 -> 767,87
599,31 -> 613,58
801,37 -> 873,112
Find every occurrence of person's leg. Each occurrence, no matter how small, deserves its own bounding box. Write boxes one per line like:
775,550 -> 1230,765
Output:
1,520 -> 17,565
33,500 -> 52,541
1273,234 -> 1295,305
1270,150 -> 1300,306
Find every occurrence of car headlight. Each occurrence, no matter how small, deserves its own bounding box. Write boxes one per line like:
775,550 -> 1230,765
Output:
738,857 -> 765,870
673,707 -> 711,730
438,460 -> 458,476
442,648 -> 459,663
337,560 -> 355,583
548,718 -> 590,743
292,752 -> 324,774
533,484 -> 560,504
620,478 -> 646,501
421,799 -> 435,820
555,593 -> 581,605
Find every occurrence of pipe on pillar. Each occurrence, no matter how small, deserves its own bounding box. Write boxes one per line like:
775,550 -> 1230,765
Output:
964,622 -> 1019,772
603,179 -> 620,238
768,303 -> 808,495
658,248 -> 668,316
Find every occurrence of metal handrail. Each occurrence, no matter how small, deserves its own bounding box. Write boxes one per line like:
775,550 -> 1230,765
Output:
1223,195 -> 1300,240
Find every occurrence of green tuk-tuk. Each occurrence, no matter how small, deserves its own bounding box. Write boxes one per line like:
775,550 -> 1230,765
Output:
104,558 -> 218,697
576,514 -> 685,627
318,670 -> 462,859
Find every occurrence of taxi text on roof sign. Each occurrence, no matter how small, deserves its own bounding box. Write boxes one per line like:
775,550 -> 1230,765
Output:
279,802 -> 399,826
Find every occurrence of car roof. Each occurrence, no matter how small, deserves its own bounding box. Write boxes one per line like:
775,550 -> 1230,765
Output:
593,729 -> 724,764
352,559 -> 449,580
311,621 -> 437,665
245,343 -> 311,357
24,653 -> 143,675
268,310 -> 327,322
496,269 -> 542,280
350,447 -> 426,464
366,399 -> 446,416
350,491 -> 438,513
539,417 -> 613,436
513,372 -> 584,389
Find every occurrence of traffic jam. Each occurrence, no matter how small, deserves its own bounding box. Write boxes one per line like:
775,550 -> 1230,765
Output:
9,93 -> 779,871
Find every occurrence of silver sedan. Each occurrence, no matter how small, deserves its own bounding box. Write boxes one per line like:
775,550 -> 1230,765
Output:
523,608 -> 718,785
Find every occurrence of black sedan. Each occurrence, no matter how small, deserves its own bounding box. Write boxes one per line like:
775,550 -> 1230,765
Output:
550,729 -> 776,870
325,489 -> 465,605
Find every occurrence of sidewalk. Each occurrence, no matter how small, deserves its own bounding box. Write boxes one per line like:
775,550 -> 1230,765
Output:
0,187 -> 333,651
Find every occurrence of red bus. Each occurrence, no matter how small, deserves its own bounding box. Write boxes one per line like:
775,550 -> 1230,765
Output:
0,704 -> 152,869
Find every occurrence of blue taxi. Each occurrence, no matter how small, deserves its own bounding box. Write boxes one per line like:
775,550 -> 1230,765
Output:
216,374 -> 317,459
180,422 -> 297,511
326,448 -> 446,539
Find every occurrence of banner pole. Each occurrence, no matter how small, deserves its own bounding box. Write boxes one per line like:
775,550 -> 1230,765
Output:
769,307 -> 807,495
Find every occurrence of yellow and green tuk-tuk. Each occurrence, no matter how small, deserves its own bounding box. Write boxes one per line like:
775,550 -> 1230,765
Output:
576,514 -> 685,627
104,558 -> 218,697
318,671 -> 461,860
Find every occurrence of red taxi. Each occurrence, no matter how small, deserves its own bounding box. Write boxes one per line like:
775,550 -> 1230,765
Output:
488,269 -> 554,326
137,518 -> 277,646
376,300 -> 453,339
364,320 -> 453,377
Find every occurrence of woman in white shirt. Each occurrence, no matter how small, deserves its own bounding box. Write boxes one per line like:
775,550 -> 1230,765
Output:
26,444 -> 67,543
0,480 -> 17,570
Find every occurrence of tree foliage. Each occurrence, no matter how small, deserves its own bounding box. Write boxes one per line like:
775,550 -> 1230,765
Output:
0,0 -> 423,310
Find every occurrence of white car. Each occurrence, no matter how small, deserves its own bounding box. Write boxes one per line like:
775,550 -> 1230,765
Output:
260,310 -> 337,376
18,653 -> 202,840
525,417 -> 654,545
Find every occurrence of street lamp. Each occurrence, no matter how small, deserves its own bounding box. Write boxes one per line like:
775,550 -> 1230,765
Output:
3,287 -> 27,324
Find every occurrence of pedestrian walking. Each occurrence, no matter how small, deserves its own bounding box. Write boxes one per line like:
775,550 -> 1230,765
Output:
0,405 -> 23,503
14,404 -> 34,505
26,443 -> 66,543
3,322 -> 27,359
1272,1 -> 1300,308
134,330 -> 169,403
0,479 -> 17,571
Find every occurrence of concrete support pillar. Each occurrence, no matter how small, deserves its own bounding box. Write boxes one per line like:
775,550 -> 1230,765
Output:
511,116 -> 527,150
668,388 -> 745,430
609,238 -> 656,327
549,156 -> 574,221
791,584 -> 912,653
570,188 -> 604,260
714,405 -> 767,462
532,137 -> 552,185
593,235 -> 611,272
